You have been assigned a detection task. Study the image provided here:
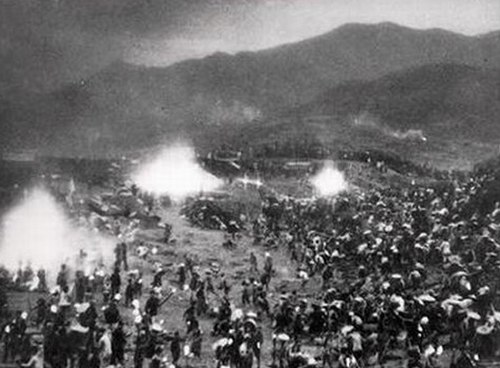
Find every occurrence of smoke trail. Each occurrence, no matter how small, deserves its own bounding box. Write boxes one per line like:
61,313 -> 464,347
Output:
131,143 -> 223,200
353,114 -> 427,142
310,161 -> 348,197
0,187 -> 114,284
389,129 -> 427,141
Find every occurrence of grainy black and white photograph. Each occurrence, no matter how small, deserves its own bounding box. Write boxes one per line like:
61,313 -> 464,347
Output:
1,0 -> 500,367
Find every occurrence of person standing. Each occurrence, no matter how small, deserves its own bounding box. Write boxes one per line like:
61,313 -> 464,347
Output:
104,299 -> 121,325
56,264 -> 68,290
111,267 -> 121,298
37,269 -> 47,292
177,264 -> 186,287
59,286 -> 72,319
249,252 -> 258,273
190,328 -> 202,359
145,291 -> 160,318
111,322 -> 127,366
75,271 -> 86,303
98,328 -> 112,367
121,242 -> 129,271
164,223 -> 172,244
241,280 -> 251,306
264,253 -> 273,276
125,278 -> 135,307
170,331 -> 182,365
134,326 -> 148,368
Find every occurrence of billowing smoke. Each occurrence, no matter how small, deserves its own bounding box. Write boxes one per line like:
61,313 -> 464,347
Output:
310,161 -> 348,197
132,144 -> 223,200
353,114 -> 427,142
0,188 -> 114,285
208,100 -> 263,125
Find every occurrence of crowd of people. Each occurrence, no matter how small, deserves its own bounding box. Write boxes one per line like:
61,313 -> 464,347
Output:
0,214 -> 273,368
253,171 -> 500,367
1,164 -> 500,368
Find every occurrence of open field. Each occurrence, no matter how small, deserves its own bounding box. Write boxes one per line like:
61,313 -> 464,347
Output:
1,157 -> 500,368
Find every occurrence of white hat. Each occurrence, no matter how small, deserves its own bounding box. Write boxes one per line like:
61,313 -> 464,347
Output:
152,323 -> 163,332
340,325 -> 354,335
231,308 -> 244,321
277,333 -> 290,342
212,338 -> 230,350
246,311 -> 258,319
75,303 -> 90,314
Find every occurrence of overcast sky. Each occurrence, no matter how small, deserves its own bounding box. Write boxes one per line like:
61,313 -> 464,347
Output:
1,0 -> 499,93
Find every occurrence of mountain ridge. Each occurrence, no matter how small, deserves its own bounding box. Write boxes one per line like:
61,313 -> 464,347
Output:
292,63 -> 500,136
2,22 -> 500,159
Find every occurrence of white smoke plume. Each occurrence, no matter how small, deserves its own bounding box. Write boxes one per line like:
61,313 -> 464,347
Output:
389,129 -> 427,141
353,114 -> 427,142
0,187 -> 114,285
310,161 -> 348,197
131,143 -> 223,200
208,100 -> 263,125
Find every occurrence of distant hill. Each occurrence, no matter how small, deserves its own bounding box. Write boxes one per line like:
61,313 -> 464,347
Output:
294,64 -> 500,141
2,22 -> 500,155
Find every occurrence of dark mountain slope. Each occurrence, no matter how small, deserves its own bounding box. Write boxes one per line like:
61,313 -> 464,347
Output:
2,23 -> 500,154
294,64 -> 500,141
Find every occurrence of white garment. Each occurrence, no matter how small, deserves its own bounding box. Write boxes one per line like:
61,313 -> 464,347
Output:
59,291 -> 71,307
99,331 -> 112,359
21,352 -> 43,368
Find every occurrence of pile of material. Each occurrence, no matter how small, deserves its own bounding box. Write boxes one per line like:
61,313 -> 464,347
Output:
86,185 -> 161,230
181,198 -> 242,231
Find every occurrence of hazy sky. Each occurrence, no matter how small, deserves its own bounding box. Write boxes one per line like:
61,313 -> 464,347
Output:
1,0 -> 499,92
124,0 -> 500,66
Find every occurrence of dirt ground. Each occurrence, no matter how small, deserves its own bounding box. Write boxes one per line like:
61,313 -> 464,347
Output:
130,201 -> 480,368
124,203 -> 443,368
126,202 -> 314,367
1,174 -> 475,368
2,201 -> 457,368
123,188 -> 479,368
